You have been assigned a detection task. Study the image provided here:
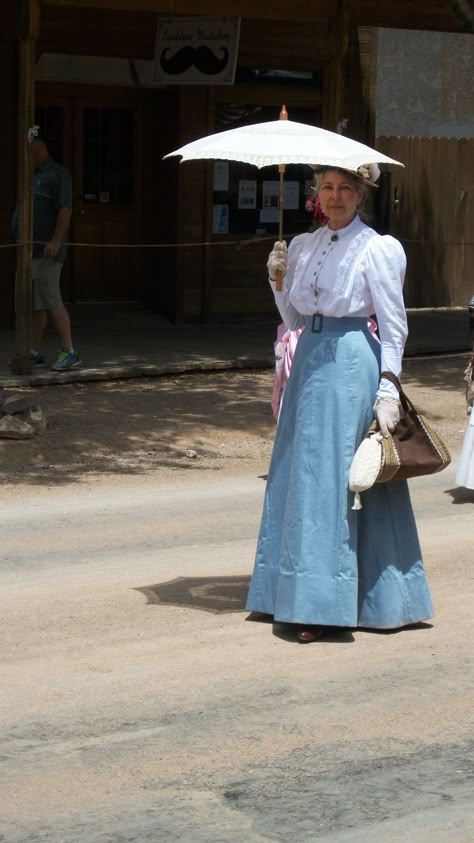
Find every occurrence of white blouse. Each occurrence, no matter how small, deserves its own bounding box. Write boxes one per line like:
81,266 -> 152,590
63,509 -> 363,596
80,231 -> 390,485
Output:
270,215 -> 408,398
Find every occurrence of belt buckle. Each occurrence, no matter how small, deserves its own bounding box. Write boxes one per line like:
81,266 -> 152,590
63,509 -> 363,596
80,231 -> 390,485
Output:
311,313 -> 323,333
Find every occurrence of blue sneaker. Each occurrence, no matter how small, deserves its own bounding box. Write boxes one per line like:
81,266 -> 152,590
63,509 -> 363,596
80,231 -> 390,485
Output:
31,350 -> 46,367
51,348 -> 82,371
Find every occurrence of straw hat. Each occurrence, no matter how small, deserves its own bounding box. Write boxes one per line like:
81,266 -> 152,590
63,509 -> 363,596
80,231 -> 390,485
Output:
311,162 -> 381,188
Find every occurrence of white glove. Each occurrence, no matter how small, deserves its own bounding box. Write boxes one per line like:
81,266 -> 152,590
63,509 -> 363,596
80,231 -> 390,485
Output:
374,396 -> 401,438
267,241 -> 288,282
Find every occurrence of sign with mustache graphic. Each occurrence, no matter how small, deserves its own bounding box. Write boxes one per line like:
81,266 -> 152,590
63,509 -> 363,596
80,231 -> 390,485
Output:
154,17 -> 241,85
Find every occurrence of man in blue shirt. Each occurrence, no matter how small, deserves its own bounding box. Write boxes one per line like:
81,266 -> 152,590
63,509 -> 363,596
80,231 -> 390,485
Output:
14,137 -> 80,370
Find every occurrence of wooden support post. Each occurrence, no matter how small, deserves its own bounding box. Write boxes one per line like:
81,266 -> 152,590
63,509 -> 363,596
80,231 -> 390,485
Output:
11,0 -> 40,375
326,0 -> 350,131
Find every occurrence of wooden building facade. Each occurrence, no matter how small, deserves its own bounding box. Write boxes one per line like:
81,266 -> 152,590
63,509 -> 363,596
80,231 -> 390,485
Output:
1,1 -> 471,329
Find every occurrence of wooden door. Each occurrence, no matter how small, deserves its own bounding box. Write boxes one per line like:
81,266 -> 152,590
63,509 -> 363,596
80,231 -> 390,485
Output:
37,88 -> 142,302
72,99 -> 140,301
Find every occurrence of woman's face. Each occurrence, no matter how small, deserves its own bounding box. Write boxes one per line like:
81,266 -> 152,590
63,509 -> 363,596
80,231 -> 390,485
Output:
317,170 -> 363,229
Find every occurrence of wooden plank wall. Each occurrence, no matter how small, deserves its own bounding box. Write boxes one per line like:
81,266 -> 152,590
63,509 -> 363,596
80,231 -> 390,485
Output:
0,5 -> 18,328
39,6 -> 156,58
377,136 -> 474,307
238,16 -> 333,70
38,8 -> 333,65
348,0 -> 471,32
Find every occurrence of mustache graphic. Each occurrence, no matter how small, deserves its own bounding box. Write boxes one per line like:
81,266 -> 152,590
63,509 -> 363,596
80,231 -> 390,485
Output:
160,45 -> 229,76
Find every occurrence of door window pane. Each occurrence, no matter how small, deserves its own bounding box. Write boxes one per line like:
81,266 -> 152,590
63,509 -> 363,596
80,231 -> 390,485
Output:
82,108 -> 134,203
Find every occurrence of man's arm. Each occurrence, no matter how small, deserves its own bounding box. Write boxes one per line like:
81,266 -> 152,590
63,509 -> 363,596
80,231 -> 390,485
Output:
43,206 -> 72,258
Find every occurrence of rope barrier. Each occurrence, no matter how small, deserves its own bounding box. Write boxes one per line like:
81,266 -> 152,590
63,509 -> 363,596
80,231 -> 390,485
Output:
2,236 -> 474,250
0,235 -> 278,250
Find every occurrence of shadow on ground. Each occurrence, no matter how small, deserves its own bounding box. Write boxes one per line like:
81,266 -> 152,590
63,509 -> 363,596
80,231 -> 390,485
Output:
403,354 -> 468,394
444,486 -> 474,504
0,370 -> 275,486
357,622 -> 434,636
0,355 -> 468,487
136,575 -> 252,614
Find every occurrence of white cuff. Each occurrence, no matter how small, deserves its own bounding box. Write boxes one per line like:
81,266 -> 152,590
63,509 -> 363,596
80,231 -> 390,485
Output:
376,377 -> 400,401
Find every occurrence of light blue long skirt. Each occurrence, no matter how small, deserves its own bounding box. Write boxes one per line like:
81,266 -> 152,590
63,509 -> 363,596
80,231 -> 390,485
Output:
246,316 -> 434,628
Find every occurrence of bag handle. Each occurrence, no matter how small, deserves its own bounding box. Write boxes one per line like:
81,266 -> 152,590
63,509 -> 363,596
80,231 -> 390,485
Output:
379,370 -> 412,413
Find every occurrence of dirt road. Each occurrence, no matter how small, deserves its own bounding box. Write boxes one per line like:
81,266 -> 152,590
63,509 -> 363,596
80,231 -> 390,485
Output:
1,356 -> 473,842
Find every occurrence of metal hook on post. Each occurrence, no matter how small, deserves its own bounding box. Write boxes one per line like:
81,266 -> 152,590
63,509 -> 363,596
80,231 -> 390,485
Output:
27,124 -> 40,143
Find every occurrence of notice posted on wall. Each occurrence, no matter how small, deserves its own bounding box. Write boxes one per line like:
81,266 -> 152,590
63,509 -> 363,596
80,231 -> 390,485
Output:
259,207 -> 279,223
261,179 -> 300,211
262,181 -> 279,210
213,161 -> 229,191
283,181 -> 299,209
238,179 -> 257,209
212,204 -> 229,234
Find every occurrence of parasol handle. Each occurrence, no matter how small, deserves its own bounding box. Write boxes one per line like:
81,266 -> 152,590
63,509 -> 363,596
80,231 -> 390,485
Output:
275,105 -> 288,292
275,162 -> 286,291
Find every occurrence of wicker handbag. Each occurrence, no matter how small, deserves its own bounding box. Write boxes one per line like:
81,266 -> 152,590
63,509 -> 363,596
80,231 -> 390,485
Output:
349,371 -> 451,508
464,349 -> 474,411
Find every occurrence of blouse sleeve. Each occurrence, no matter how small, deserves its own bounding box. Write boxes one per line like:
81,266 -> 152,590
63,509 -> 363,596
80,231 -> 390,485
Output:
268,235 -> 306,331
363,235 -> 408,399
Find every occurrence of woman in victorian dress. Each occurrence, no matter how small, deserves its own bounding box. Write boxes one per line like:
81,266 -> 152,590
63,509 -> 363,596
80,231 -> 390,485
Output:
246,164 -> 434,642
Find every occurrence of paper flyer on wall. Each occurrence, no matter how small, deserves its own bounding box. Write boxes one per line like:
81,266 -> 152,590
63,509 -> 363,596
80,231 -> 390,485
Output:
213,161 -> 229,191
259,208 -> 279,223
212,204 -> 229,234
262,181 -> 279,210
238,180 -> 257,209
283,181 -> 299,209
